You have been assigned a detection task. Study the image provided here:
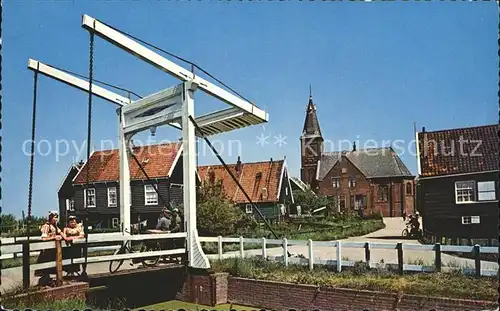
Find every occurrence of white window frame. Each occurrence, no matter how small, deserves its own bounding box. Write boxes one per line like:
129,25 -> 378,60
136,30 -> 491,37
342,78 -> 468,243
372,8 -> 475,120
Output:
84,188 -> 96,208
332,177 -> 340,188
477,181 -> 496,201
245,204 -> 252,214
348,177 -> 356,188
462,216 -> 480,225
144,184 -> 158,206
170,183 -> 184,189
111,217 -> 119,228
107,187 -> 117,207
285,187 -> 288,196
454,181 -> 475,204
66,198 -> 75,211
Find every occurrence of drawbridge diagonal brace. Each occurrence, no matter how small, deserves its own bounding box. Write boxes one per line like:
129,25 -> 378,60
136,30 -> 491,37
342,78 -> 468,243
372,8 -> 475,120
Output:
189,116 -> 292,258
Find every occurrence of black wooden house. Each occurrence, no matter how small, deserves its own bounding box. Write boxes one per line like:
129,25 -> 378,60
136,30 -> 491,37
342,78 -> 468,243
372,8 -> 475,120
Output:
416,124 -> 499,246
58,142 -> 184,229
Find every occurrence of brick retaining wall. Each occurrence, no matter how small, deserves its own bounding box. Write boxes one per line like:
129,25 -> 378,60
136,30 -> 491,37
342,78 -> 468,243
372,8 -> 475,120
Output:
0,282 -> 88,307
180,273 -> 498,311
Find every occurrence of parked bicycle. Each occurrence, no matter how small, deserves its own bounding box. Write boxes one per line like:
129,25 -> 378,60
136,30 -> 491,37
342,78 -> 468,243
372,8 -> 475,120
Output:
108,221 -> 169,273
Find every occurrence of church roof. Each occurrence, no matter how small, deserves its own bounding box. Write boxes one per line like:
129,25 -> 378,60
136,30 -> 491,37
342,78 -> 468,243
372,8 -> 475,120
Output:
302,95 -> 322,137
317,147 -> 414,181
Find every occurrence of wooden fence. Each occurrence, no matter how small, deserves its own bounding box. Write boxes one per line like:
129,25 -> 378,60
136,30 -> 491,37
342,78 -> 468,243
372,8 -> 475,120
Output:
198,236 -> 499,277
1,234 -> 498,291
0,232 -> 186,289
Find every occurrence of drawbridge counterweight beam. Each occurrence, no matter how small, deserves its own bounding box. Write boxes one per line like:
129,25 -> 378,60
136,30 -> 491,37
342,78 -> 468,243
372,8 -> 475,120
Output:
81,14 -> 268,131
27,59 -> 263,136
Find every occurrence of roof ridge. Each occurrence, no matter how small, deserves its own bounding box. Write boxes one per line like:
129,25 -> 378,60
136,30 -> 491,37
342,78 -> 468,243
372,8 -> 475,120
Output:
90,141 -> 182,154
198,159 -> 284,168
419,123 -> 498,134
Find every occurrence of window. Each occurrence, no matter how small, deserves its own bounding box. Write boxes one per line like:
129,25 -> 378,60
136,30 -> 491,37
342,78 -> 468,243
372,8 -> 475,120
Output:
350,195 -> 355,209
84,188 -> 96,208
406,183 -> 412,195
245,204 -> 252,214
170,183 -> 183,189
144,184 -> 158,205
285,187 -> 288,196
332,177 -> 340,188
66,198 -> 75,211
378,185 -> 388,202
348,177 -> 356,188
339,196 -> 346,210
111,218 -> 119,228
462,216 -> 480,225
478,181 -> 496,201
455,181 -> 475,203
107,187 -> 117,207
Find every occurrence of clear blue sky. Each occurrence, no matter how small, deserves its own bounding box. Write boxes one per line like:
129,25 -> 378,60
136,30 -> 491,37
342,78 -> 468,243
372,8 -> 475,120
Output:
2,1 -> 497,218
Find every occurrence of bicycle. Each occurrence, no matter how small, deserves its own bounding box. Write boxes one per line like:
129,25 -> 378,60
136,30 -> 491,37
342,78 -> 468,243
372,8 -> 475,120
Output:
108,226 -> 166,274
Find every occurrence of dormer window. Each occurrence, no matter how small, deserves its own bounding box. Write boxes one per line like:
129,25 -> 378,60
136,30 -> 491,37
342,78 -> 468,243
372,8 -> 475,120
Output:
332,177 -> 340,188
348,177 -> 356,188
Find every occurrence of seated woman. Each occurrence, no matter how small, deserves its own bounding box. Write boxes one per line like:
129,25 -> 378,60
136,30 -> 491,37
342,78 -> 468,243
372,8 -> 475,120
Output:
62,216 -> 85,277
34,211 -> 64,286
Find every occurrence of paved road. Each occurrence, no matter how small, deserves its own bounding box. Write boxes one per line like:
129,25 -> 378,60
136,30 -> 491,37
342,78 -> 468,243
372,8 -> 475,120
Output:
1,218 -> 497,293
209,217 -> 499,272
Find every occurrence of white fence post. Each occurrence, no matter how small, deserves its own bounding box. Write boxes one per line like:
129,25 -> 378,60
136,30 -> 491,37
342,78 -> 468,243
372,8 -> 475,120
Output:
239,236 -> 244,258
217,235 -> 223,260
308,239 -> 314,271
283,238 -> 288,267
262,237 -> 267,259
336,241 -> 342,272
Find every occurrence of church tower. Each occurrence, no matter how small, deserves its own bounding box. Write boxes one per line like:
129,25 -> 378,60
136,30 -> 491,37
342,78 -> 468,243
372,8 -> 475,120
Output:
300,87 -> 323,190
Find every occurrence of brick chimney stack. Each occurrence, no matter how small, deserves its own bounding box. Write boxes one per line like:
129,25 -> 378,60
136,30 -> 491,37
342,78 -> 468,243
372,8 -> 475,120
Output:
236,156 -> 242,176
352,141 -> 356,152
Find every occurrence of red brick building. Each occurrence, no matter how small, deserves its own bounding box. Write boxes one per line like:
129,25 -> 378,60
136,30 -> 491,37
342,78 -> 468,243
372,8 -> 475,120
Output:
300,92 -> 415,217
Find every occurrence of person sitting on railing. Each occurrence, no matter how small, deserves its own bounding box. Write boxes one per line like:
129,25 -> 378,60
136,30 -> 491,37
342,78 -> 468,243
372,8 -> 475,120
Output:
62,216 -> 85,277
34,211 -> 64,286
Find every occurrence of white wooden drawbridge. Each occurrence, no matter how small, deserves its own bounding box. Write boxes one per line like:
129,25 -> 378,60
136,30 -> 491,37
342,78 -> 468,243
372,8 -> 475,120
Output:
27,14 -> 268,269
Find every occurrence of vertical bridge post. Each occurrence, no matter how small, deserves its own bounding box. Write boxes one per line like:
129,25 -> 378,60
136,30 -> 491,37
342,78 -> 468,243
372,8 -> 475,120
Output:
22,241 -> 30,290
182,81 -> 210,269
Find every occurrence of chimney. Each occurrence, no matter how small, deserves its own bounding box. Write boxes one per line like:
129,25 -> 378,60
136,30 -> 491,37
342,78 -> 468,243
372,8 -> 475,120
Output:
208,167 -> 216,184
78,160 -> 85,166
236,156 -> 242,175
352,141 -> 356,152
422,127 -> 426,133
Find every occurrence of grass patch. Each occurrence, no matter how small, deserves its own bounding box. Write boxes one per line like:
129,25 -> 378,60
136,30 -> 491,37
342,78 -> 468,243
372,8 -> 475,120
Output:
134,300 -> 264,311
209,257 -> 497,301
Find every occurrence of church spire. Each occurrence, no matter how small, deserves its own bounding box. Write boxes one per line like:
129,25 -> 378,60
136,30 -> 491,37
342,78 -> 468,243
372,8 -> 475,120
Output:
302,87 -> 322,137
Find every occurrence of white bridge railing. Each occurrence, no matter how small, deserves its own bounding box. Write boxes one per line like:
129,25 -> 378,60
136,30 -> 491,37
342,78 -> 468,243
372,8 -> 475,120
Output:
198,236 -> 499,277
1,234 -> 498,290
0,232 -> 187,289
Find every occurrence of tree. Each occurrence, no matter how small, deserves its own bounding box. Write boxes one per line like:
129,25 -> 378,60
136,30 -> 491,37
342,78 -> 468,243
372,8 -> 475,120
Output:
292,188 -> 338,216
196,178 -> 249,236
1,213 -> 17,231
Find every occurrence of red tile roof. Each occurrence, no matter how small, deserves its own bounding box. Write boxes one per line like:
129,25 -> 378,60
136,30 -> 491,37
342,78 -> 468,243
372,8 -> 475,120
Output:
417,124 -> 499,177
73,142 -> 182,184
198,159 -> 285,203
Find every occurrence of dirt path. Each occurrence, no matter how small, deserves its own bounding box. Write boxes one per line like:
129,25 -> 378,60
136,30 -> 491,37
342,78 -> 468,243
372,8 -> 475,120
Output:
210,217 -> 499,272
